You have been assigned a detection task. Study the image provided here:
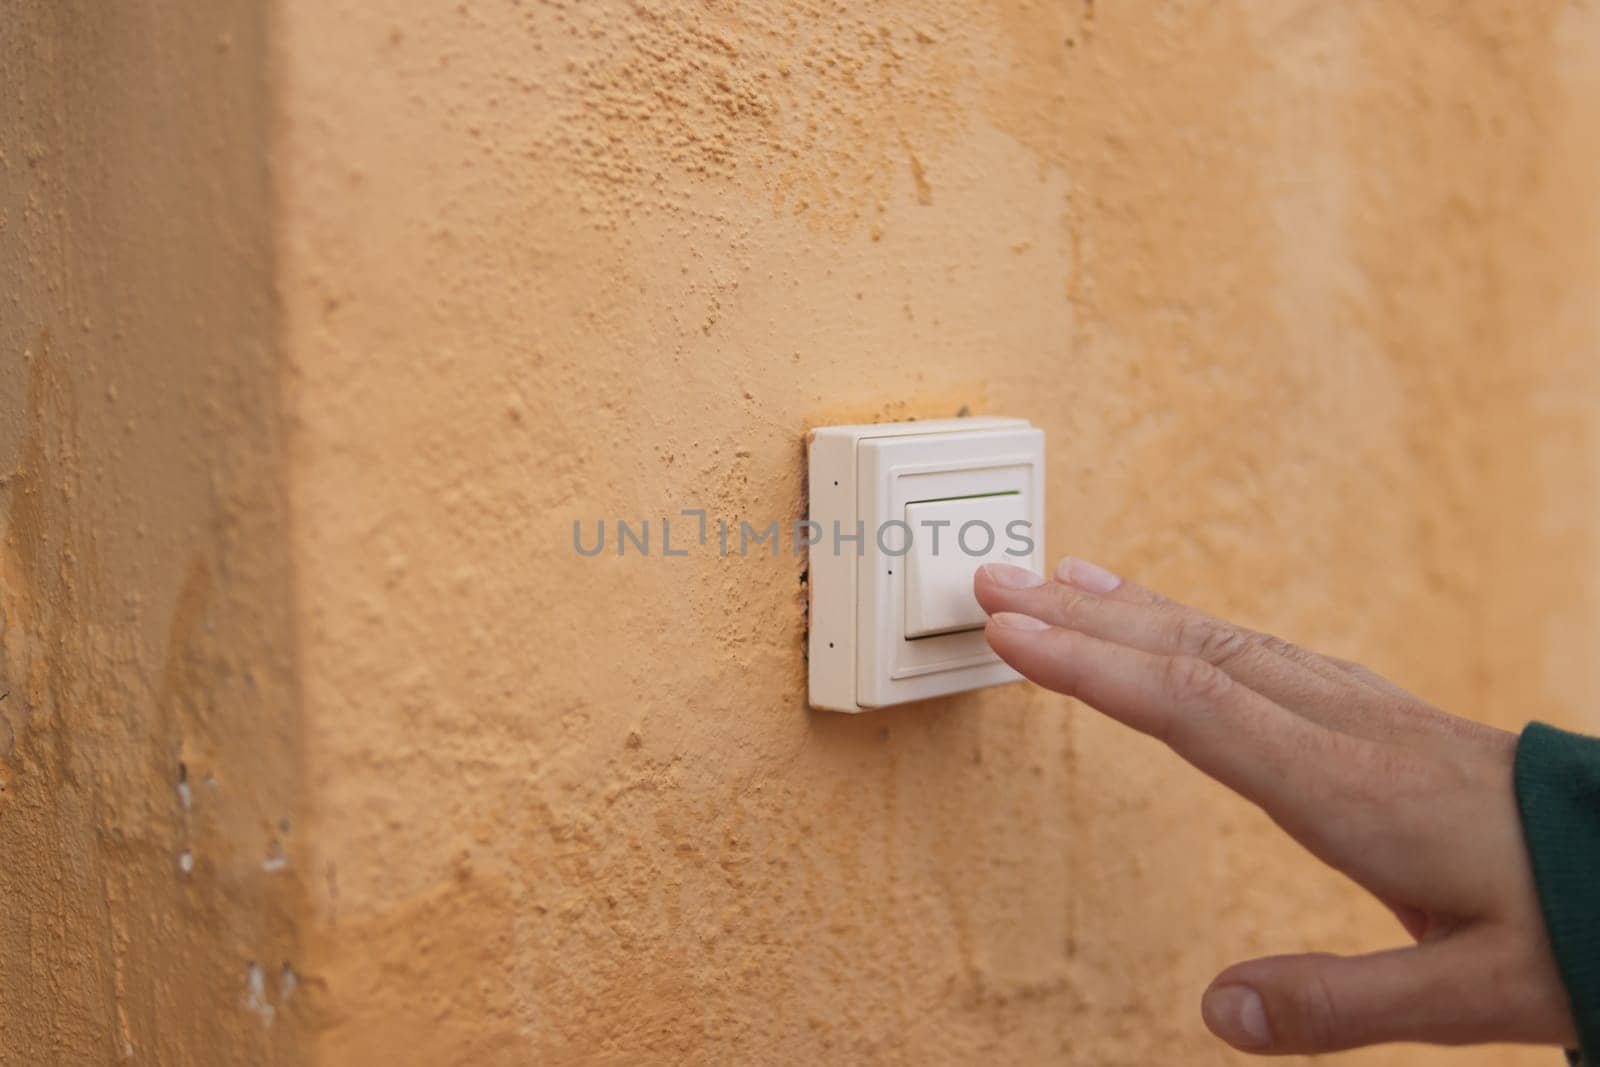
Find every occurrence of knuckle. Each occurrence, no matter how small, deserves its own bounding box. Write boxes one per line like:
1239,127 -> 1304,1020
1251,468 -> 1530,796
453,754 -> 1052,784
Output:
1297,965 -> 1345,1051
1162,654 -> 1233,708
1258,633 -> 1311,664
1047,582 -> 1096,620
1176,614 -> 1253,669
1124,584 -> 1168,610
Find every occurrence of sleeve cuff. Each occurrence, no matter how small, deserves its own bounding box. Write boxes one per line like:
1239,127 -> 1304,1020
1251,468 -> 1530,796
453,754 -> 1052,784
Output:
1514,722 -> 1600,1065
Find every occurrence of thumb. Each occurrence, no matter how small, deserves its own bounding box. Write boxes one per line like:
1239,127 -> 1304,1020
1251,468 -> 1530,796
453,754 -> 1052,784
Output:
1201,940 -> 1491,1054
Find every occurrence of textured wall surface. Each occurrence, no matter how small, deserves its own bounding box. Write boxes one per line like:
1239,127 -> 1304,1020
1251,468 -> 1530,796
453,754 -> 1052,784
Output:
9,1 -> 1600,1065
276,2 -> 1600,1064
1,3 -> 306,1064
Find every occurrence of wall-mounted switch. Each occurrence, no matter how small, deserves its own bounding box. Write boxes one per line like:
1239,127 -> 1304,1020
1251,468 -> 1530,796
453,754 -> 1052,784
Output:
806,417 -> 1046,712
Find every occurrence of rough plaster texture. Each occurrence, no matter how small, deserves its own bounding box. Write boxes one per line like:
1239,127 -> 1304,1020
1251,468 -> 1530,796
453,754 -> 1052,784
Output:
8,1 -> 1600,1064
1,3 -> 306,1064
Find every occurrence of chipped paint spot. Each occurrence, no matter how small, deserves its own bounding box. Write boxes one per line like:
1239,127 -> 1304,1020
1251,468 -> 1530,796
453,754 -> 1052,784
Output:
244,962 -> 273,1023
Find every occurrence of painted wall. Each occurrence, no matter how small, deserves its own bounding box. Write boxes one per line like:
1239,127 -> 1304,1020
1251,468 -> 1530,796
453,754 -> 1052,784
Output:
1,3 -> 305,1064
9,1 -> 1600,1064
277,2 -> 1600,1064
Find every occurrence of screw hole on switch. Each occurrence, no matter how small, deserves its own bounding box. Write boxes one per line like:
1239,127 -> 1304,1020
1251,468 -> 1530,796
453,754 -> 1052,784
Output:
887,569 -> 893,575
832,480 -> 838,486
828,642 -> 834,648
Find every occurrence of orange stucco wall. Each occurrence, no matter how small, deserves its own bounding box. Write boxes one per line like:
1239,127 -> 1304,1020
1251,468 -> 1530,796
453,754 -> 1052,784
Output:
2,3 -> 305,1064
9,2 -> 1600,1064
277,2 -> 1600,1063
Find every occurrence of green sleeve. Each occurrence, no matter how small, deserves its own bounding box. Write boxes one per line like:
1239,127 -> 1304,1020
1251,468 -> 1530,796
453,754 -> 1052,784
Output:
1514,722 -> 1600,1066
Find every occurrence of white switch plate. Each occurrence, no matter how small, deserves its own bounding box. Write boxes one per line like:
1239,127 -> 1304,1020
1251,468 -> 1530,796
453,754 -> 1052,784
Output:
806,417 -> 1046,712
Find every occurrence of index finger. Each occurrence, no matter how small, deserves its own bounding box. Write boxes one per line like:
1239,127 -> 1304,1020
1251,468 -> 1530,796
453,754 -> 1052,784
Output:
985,612 -> 1394,884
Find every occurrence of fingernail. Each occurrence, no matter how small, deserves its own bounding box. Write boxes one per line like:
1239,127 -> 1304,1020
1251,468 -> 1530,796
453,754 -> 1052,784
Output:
980,563 -> 1046,589
1202,985 -> 1271,1049
1054,557 -> 1122,594
990,612 -> 1051,631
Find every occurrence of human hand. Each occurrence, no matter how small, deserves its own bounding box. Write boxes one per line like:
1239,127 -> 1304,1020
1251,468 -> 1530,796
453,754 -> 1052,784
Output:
974,558 -> 1576,1056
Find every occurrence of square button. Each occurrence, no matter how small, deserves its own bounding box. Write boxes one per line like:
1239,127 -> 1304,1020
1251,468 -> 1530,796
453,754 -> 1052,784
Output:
904,493 -> 1034,639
